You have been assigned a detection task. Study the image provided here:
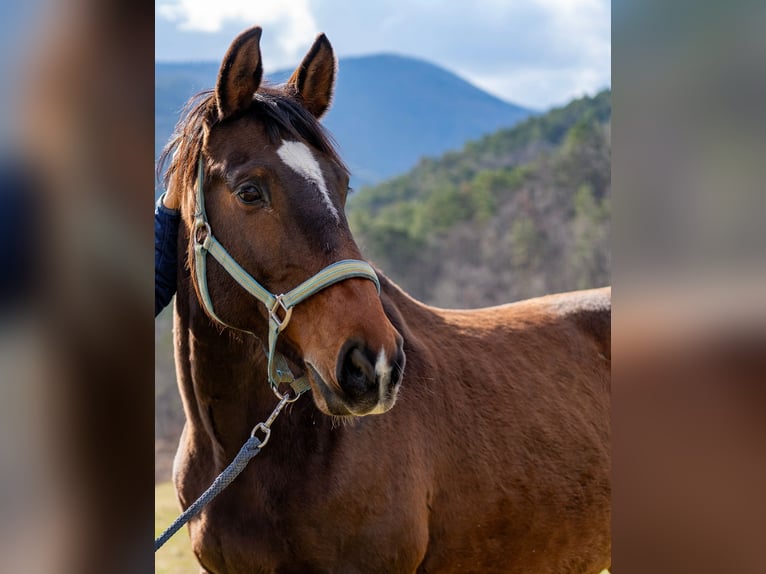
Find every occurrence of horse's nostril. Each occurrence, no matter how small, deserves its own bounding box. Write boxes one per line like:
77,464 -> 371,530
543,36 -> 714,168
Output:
348,348 -> 374,381
339,344 -> 376,398
390,344 -> 406,388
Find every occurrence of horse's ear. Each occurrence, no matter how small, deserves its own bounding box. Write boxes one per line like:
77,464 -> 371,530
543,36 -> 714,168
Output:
215,26 -> 263,121
288,33 -> 337,119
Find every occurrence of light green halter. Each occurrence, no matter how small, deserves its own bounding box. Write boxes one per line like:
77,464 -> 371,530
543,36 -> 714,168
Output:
192,158 -> 380,401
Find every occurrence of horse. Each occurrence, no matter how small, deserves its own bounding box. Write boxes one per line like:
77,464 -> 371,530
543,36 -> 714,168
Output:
160,26 -> 611,574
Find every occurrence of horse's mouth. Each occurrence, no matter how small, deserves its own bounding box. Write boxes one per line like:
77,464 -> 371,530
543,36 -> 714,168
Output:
271,345 -> 359,415
306,362 -> 392,417
306,363 -> 353,416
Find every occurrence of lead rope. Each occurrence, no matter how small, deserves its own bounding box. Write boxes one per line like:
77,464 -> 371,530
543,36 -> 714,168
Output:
154,393 -> 293,552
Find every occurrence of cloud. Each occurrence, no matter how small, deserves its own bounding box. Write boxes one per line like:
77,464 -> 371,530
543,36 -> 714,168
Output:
445,0 -> 611,107
470,67 -> 609,110
309,0 -> 610,107
531,0 -> 611,70
156,0 -> 318,63
155,0 -> 610,108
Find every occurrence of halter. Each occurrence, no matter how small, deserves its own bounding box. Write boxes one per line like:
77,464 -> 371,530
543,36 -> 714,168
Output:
191,157 -> 380,401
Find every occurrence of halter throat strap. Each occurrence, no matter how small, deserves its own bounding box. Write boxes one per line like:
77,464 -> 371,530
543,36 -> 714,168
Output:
191,158 -> 380,400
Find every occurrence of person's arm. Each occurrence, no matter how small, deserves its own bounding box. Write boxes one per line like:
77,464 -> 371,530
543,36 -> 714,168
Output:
155,192 -> 180,316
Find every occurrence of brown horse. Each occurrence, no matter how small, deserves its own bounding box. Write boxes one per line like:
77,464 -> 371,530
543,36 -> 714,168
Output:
161,26 -> 611,574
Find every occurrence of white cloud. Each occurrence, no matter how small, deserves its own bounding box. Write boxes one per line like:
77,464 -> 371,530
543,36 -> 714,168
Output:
469,66 -> 608,110
308,0 -> 609,106
157,0 -> 318,62
478,0 -> 609,106
532,0 -> 611,67
155,0 -> 610,106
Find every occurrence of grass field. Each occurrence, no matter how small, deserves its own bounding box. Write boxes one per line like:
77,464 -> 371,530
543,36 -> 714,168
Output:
155,482 -> 198,574
155,482 -> 609,573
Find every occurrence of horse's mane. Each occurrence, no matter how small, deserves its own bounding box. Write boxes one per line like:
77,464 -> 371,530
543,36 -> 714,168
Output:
157,87 -> 347,201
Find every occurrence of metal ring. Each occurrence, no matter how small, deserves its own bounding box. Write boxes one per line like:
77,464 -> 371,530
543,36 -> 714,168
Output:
269,384 -> 302,403
250,422 -> 272,447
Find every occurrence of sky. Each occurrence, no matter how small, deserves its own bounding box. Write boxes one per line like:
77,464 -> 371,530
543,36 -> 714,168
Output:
155,0 -> 610,110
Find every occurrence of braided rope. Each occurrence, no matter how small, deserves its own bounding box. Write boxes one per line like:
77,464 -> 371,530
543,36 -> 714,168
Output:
154,436 -> 263,552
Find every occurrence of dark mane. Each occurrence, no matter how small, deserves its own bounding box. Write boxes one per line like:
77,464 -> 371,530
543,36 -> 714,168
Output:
157,87 -> 346,201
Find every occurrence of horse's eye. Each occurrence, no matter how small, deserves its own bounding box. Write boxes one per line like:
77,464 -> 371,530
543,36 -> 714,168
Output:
235,184 -> 264,205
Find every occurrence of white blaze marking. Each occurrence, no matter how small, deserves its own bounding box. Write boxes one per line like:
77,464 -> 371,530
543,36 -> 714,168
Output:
277,140 -> 340,222
368,348 -> 400,415
375,348 -> 391,389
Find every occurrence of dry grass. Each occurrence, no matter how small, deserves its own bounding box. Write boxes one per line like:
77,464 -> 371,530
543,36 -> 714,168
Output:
155,482 -> 198,574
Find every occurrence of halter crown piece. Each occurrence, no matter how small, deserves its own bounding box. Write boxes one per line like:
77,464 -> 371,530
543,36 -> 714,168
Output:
191,157 -> 381,401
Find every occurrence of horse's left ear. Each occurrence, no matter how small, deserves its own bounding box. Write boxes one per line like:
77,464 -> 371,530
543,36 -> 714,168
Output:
216,26 -> 263,120
288,33 -> 337,119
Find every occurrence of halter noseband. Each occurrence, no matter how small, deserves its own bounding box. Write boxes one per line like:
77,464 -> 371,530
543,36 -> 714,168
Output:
191,158 -> 380,401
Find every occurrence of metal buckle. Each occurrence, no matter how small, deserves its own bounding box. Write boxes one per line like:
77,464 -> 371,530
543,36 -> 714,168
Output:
268,294 -> 293,333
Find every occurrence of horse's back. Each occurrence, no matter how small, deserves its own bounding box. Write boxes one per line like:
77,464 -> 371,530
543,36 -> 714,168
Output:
545,285 -> 611,360
502,285 -> 610,329
438,285 -> 611,366
495,285 -> 611,360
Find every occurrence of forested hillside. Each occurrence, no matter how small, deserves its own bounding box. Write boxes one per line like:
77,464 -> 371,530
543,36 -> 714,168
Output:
348,90 -> 611,307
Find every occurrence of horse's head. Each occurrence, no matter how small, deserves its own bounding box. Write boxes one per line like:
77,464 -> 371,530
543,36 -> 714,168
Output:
163,27 -> 405,417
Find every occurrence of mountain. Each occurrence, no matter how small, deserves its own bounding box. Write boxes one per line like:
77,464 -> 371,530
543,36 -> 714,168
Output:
320,54 -> 534,185
155,55 -> 535,190
347,90 -> 611,307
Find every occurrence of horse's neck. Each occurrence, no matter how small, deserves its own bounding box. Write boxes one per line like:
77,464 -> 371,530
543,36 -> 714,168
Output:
377,273 -> 438,364
174,260 -> 294,461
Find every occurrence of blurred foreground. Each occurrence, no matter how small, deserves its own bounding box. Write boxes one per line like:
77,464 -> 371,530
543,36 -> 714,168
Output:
0,0 -> 154,572
611,0 -> 766,571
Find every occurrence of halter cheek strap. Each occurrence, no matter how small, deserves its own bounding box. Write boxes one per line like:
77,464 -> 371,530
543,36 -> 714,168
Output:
192,158 -> 380,400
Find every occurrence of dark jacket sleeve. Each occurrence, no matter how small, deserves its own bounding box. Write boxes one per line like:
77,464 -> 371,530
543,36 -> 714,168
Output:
155,193 -> 180,316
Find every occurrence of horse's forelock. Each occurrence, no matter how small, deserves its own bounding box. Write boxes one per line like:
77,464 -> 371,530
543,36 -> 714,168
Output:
156,86 -> 347,209
157,90 -> 217,205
